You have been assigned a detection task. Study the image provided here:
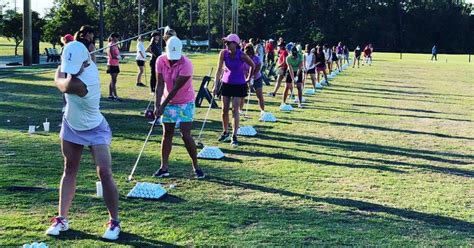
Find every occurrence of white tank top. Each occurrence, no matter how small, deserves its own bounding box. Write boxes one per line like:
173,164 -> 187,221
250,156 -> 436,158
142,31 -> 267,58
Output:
305,53 -> 315,70
64,62 -> 104,131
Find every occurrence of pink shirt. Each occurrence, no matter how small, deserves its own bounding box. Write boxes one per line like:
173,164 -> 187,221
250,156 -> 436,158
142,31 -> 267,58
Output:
156,54 -> 195,104
107,43 -> 120,66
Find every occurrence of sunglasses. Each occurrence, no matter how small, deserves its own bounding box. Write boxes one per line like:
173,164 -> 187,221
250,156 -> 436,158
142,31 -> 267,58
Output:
225,41 -> 236,46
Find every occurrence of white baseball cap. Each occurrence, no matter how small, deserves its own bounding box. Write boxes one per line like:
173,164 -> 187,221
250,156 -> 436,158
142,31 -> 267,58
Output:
166,36 -> 182,60
60,41 -> 90,75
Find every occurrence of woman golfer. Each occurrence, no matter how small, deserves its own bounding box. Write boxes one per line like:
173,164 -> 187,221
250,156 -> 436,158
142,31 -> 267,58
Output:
106,33 -> 121,101
152,36 -> 205,179
242,44 -> 265,114
46,41 -> 120,240
303,44 -> 317,90
284,47 -> 304,108
214,33 -> 255,147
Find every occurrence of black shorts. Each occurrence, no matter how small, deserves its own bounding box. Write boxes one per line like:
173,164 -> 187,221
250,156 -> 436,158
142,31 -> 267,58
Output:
106,65 -> 120,74
136,60 -> 145,66
221,83 -> 248,98
306,67 -> 315,74
286,70 -> 303,84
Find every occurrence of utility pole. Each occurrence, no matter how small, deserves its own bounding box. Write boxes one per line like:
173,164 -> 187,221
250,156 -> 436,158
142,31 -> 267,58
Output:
207,0 -> 211,50
23,0 -> 32,66
99,0 -> 104,49
222,0 -> 226,39
190,0 -> 193,39
138,0 -> 141,35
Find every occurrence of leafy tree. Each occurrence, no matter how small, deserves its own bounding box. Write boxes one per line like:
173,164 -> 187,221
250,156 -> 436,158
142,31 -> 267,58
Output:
0,10 -> 44,56
43,1 -> 97,48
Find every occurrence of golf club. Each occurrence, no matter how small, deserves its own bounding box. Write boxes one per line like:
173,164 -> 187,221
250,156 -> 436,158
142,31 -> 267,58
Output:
196,79 -> 221,148
127,117 -> 160,182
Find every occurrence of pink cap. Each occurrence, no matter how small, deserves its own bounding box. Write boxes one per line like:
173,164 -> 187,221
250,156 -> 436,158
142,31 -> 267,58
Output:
64,34 -> 74,43
222,33 -> 240,44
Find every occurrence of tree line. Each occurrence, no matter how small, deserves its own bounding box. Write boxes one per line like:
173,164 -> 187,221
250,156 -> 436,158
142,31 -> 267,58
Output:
1,0 -> 473,55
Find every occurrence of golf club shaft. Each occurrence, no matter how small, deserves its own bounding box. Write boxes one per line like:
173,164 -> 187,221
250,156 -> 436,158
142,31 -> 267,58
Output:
91,27 -> 167,55
128,118 -> 159,180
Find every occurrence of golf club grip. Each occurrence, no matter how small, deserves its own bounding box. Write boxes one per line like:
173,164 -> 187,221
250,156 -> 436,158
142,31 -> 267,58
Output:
128,118 -> 157,179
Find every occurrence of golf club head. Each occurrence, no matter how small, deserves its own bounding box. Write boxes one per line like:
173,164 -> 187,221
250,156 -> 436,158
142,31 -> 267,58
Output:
127,175 -> 133,182
197,142 -> 204,148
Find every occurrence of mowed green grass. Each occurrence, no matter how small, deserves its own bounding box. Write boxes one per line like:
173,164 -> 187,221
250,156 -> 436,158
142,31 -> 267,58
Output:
0,52 -> 473,246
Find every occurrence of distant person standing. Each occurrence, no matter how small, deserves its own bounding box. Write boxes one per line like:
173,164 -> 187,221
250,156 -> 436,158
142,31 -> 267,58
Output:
323,44 -> 332,73
363,45 -> 372,66
303,44 -> 317,90
135,36 -> 147,87
336,42 -> 344,66
146,32 -> 162,93
268,42 -> 288,97
265,39 -> 275,65
284,47 -> 304,108
431,45 -> 437,61
106,33 -> 121,101
315,46 -> 329,85
353,46 -> 362,68
343,45 -> 350,65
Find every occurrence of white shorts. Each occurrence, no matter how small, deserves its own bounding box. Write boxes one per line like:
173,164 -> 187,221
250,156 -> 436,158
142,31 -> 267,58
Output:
337,54 -> 344,60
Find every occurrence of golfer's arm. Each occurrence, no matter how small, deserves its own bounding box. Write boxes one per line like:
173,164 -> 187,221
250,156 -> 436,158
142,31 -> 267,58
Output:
55,75 -> 88,97
242,54 -> 256,79
214,51 -> 224,86
155,73 -> 165,107
287,58 -> 295,80
162,75 -> 190,107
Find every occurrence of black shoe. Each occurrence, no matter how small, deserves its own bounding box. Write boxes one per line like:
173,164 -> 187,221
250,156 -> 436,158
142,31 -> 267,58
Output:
218,132 -> 230,142
153,169 -> 169,178
231,135 -> 238,147
194,168 -> 205,179
113,97 -> 123,102
107,96 -> 115,101
136,82 -> 147,87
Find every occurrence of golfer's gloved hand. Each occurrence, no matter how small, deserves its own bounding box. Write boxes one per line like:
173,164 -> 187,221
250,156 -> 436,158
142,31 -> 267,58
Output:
154,105 -> 164,118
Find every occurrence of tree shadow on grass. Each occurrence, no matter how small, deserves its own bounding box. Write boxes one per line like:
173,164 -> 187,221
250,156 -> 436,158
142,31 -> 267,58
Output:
339,84 -> 472,99
220,146 -> 405,173
207,176 -> 474,233
250,141 -> 474,178
284,105 -> 472,123
322,89 -> 459,105
257,130 -> 474,164
52,229 -> 180,247
351,103 -> 464,115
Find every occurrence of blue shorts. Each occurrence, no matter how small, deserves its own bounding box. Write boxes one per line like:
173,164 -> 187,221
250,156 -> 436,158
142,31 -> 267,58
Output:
161,102 -> 195,123
252,77 -> 263,90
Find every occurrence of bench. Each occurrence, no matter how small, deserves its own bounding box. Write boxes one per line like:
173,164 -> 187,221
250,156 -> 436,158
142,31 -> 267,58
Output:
45,48 -> 60,62
182,39 -> 210,51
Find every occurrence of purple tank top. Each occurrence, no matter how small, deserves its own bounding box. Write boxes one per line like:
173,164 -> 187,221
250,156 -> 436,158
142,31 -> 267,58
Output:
222,49 -> 246,84
242,55 -> 261,80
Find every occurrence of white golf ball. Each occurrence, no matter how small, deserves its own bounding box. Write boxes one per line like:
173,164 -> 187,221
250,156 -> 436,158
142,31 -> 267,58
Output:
7,120 -> 10,123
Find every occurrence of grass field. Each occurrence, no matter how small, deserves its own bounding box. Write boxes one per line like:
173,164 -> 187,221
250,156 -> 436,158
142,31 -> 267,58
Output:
0,51 -> 473,246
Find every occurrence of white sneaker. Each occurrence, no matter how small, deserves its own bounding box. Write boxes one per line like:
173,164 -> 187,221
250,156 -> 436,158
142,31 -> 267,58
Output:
45,216 -> 69,236
298,104 -> 304,109
102,220 -> 121,240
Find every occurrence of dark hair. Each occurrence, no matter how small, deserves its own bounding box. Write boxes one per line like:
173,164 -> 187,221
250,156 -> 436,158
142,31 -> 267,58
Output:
244,44 -> 255,57
108,33 -> 120,42
74,25 -> 95,46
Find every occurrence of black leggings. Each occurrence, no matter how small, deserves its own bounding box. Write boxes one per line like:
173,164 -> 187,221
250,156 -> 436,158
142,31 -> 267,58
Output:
150,60 -> 156,92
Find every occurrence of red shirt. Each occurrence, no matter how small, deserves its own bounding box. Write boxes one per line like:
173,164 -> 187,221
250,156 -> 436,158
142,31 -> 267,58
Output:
265,42 -> 274,53
277,49 -> 288,68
